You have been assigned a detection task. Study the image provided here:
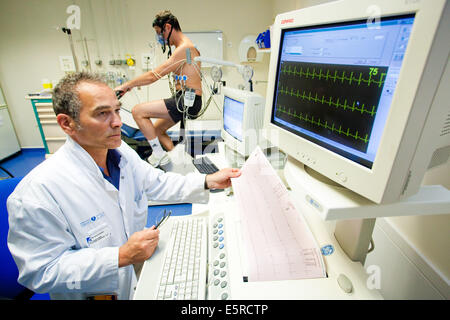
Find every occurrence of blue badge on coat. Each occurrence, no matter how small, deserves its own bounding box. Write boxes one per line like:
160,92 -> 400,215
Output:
80,212 -> 105,227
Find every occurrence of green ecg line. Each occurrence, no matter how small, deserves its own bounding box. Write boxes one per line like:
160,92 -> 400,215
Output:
277,105 -> 369,144
281,65 -> 386,87
278,86 -> 377,117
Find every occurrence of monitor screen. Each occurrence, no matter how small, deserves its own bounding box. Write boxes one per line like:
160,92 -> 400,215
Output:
223,96 -> 245,142
271,14 -> 415,168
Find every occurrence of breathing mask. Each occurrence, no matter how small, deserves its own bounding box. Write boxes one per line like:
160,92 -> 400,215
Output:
155,23 -> 173,58
155,32 -> 165,46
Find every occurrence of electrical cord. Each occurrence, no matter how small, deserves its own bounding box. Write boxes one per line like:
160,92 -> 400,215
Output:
119,56 -> 223,132
117,59 -> 187,110
0,165 -> 14,178
192,62 -> 222,117
367,238 -> 375,253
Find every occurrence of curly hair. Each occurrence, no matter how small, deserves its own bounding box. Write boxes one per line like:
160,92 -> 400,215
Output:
52,72 -> 106,123
152,10 -> 181,31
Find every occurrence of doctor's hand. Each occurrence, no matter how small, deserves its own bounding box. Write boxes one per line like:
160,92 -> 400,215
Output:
118,226 -> 160,268
205,168 -> 241,190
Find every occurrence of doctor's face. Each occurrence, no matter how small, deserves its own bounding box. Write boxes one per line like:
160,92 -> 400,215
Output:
72,82 -> 122,151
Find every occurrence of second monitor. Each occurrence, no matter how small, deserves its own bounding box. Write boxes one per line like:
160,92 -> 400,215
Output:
221,87 -> 266,158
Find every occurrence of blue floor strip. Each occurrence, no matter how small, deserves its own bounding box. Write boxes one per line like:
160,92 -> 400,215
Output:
0,149 -> 46,179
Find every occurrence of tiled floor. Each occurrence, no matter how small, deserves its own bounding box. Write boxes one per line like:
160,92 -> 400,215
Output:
0,149 -> 46,179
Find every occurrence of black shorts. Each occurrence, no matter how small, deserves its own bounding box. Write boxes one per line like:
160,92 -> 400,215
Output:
164,91 -> 202,123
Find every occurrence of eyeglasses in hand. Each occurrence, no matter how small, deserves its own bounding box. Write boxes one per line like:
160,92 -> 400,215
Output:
155,209 -> 172,229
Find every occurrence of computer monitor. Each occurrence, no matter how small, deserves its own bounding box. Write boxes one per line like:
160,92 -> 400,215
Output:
221,87 -> 265,157
264,0 -> 450,204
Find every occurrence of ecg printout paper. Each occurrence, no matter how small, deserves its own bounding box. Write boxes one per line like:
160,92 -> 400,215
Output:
231,147 -> 326,282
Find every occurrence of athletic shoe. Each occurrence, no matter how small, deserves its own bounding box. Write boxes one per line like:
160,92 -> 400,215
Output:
147,151 -> 171,167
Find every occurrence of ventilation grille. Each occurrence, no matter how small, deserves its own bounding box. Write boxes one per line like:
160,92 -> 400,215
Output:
441,110 -> 450,136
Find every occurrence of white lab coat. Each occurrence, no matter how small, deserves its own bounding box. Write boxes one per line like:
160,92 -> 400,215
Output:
7,136 -> 209,300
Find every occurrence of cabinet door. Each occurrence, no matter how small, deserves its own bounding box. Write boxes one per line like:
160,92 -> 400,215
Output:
0,106 -> 21,160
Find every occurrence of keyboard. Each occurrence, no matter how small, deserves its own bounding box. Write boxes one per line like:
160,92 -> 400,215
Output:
134,213 -> 232,300
193,156 -> 219,174
155,217 -> 207,300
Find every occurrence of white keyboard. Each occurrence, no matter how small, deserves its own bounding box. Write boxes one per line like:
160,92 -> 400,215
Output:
155,217 -> 207,300
134,212 -> 233,300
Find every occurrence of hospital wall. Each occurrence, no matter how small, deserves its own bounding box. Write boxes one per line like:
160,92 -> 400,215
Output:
0,0 -> 448,299
0,0 -> 275,148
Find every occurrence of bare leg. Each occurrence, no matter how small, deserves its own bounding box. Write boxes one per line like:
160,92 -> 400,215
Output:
154,118 -> 176,151
131,100 -> 172,141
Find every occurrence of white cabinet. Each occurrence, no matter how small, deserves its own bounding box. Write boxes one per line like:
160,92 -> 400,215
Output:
27,96 -> 66,155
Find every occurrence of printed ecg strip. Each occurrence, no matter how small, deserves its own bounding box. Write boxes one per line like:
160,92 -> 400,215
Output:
231,147 -> 326,282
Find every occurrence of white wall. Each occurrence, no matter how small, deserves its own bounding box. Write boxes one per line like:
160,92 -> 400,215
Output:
273,0 -> 334,13
0,0 -> 274,147
385,161 -> 450,281
0,0 -> 70,147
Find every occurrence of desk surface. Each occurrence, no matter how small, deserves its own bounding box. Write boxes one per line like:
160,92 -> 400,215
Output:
135,144 -> 383,300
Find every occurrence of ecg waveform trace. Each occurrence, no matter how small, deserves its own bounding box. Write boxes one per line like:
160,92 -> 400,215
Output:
274,61 -> 388,153
278,86 -> 377,117
280,64 -> 387,88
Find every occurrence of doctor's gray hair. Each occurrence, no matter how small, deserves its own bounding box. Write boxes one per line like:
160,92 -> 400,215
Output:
53,72 -> 106,123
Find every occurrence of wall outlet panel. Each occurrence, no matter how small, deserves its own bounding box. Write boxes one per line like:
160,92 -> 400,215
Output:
141,54 -> 152,69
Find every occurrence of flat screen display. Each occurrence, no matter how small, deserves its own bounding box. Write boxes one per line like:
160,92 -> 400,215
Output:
223,96 -> 245,142
271,14 -> 415,168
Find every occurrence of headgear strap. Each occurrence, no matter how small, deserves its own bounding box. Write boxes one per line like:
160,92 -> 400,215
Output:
153,13 -> 175,58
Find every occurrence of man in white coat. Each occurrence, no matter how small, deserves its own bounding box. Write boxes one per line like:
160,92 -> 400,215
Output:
6,72 -> 240,300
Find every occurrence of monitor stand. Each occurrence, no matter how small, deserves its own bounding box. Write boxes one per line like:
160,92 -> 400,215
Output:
284,156 -> 450,265
222,143 -> 287,170
222,143 -> 247,169
334,217 -> 375,265
302,165 -> 375,264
